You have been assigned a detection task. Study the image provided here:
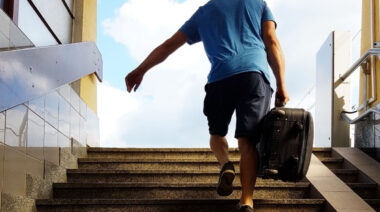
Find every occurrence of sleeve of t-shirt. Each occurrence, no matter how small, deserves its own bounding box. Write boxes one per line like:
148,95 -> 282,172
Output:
179,9 -> 201,45
262,2 -> 277,28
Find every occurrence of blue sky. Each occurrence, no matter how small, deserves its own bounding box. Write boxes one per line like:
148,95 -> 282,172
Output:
97,0 -> 137,90
96,0 -> 362,148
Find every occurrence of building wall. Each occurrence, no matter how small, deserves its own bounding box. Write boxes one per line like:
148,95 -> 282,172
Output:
0,0 -> 99,211
72,0 -> 98,114
355,0 -> 380,161
359,0 -> 380,108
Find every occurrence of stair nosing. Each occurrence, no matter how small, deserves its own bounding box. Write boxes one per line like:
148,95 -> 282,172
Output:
318,157 -> 344,162
78,158 -> 240,163
67,169 -> 238,174
36,198 -> 325,206
312,148 -> 332,152
87,148 -> 239,153
53,182 -> 311,189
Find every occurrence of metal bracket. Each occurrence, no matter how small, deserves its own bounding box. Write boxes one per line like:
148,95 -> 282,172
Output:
374,42 -> 380,48
361,61 -> 369,74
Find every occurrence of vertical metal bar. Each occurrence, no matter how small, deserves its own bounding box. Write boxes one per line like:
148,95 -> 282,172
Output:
368,0 -> 377,104
364,69 -> 368,111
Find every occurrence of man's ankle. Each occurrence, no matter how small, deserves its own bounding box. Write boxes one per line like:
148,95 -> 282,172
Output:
221,161 -> 235,172
239,199 -> 253,208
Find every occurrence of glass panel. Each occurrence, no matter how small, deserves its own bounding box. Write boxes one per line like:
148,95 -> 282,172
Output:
27,110 -> 44,160
45,91 -> 59,129
58,131 -> 70,148
18,0 -> 58,46
0,10 -> 10,37
63,0 -> 73,14
0,9 -> 33,49
44,123 -> 59,165
57,84 -> 71,103
86,107 -> 99,147
0,112 -> 4,143
30,0 -> 72,44
70,106 -> 80,142
28,95 -> 45,119
79,116 -> 86,146
0,31 -> 10,49
5,105 -> 28,152
9,19 -> 34,48
80,99 -> 87,120
70,88 -> 80,113
58,95 -> 70,137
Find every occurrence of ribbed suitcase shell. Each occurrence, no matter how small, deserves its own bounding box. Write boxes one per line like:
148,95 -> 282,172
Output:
257,108 -> 314,182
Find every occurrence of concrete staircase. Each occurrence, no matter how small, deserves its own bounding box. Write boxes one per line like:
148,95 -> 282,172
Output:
36,148 -> 326,212
313,148 -> 380,211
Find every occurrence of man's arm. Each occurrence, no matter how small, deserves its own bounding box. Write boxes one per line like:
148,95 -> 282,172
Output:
125,31 -> 188,92
262,21 -> 289,107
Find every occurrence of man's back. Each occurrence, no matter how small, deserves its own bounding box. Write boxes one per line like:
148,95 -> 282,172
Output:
180,0 -> 274,83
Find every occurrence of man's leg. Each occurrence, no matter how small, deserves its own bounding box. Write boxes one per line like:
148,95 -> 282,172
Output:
238,137 -> 258,207
210,135 -> 236,196
210,135 -> 229,166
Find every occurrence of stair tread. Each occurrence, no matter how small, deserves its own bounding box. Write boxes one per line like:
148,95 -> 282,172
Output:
312,148 -> 332,152
67,169 -> 237,174
318,157 -> 344,162
88,148 -> 239,153
36,198 -> 325,205
78,158 -> 240,163
365,199 -> 380,204
346,182 -> 377,188
330,169 -> 358,174
53,182 -> 310,189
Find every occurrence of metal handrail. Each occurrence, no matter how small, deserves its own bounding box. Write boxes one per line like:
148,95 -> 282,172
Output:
336,48 -> 380,124
334,48 -> 380,88
341,108 -> 380,124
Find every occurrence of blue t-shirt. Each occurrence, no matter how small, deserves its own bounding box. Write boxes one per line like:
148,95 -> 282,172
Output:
180,0 -> 275,84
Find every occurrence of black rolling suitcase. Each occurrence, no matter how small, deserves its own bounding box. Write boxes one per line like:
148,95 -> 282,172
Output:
257,108 -> 314,182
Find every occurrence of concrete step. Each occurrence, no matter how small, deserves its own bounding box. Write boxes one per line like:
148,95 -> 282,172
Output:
87,148 -> 241,160
36,198 -> 325,212
318,157 -> 344,169
66,169 -> 310,184
53,182 -> 311,200
347,183 -> 378,199
365,199 -> 380,212
78,158 -> 240,171
331,169 -> 359,183
312,148 -> 332,158
67,169 -> 249,184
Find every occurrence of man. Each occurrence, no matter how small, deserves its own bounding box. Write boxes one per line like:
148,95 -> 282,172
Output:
125,0 -> 289,211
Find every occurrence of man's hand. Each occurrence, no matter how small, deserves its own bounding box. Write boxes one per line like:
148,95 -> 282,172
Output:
125,68 -> 145,92
124,31 -> 187,93
275,86 -> 290,107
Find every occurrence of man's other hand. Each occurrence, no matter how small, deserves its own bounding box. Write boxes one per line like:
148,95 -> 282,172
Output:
275,86 -> 289,107
125,69 -> 145,92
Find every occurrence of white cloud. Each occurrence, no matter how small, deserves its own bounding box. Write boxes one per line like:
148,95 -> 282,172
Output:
269,0 -> 362,108
100,0 -> 362,147
101,0 -> 222,147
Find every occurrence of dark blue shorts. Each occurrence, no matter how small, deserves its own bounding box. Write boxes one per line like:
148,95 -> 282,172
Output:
203,72 -> 272,143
